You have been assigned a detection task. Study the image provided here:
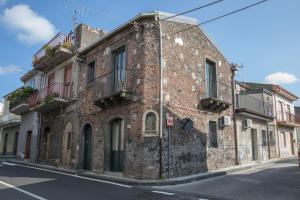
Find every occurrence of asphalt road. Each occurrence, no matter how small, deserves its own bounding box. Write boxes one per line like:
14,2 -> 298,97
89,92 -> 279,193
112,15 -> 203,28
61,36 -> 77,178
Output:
0,159 -> 299,200
155,158 -> 300,200
0,162 -> 197,200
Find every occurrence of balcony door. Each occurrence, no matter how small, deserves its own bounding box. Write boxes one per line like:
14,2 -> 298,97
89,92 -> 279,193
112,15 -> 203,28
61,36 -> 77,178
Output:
278,101 -> 284,121
64,64 -> 72,98
113,47 -> 126,92
205,60 -> 217,99
47,73 -> 55,95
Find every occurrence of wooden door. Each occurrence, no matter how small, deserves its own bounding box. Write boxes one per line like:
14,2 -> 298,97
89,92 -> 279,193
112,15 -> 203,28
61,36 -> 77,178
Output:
47,73 -> 55,95
62,123 -> 72,166
25,131 -> 32,159
251,129 -> 258,161
290,133 -> 295,155
110,119 -> 124,172
83,124 -> 92,170
2,134 -> 8,156
64,64 -> 72,98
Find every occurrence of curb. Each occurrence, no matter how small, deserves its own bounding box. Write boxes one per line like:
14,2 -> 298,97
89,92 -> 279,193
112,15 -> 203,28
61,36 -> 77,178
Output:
7,157 -> 296,186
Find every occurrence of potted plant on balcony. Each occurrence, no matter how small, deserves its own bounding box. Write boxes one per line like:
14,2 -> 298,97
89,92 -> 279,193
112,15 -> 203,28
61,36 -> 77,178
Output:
8,87 -> 37,110
44,45 -> 56,57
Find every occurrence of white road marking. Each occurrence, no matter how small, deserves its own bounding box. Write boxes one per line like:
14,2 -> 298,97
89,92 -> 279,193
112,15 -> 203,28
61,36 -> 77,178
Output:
152,190 -> 175,196
0,180 -> 47,200
199,198 -> 209,200
0,165 -> 3,167
9,163 -> 132,188
2,162 -> 17,166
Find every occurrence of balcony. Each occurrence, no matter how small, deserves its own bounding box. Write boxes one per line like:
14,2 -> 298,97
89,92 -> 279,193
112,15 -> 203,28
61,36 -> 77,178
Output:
27,82 -> 73,112
276,111 -> 300,127
33,33 -> 74,71
198,79 -> 232,112
8,87 -> 37,115
236,95 -> 274,120
0,113 -> 21,128
93,69 -> 137,108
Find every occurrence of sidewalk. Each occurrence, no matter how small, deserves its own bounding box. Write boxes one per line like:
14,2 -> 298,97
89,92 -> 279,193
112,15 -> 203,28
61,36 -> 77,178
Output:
6,156 -> 296,186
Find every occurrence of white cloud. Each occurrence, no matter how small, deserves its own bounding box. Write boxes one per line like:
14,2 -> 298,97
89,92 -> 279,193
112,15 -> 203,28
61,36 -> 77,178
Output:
265,72 -> 298,84
0,65 -> 23,75
0,4 -> 56,45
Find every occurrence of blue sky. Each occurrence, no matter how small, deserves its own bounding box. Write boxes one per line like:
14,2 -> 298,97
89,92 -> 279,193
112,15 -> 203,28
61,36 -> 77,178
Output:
0,0 -> 299,106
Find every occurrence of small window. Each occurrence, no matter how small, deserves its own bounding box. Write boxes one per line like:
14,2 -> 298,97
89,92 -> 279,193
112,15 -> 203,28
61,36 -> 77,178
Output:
281,132 -> 286,147
269,131 -> 276,146
145,113 -> 156,133
87,61 -> 95,85
143,110 -> 159,136
261,130 -> 267,146
208,121 -> 218,148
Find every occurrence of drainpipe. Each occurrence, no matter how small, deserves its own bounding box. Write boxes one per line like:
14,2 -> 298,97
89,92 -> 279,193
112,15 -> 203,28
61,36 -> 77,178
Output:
231,64 -> 239,165
35,113 -> 42,163
158,16 -> 164,179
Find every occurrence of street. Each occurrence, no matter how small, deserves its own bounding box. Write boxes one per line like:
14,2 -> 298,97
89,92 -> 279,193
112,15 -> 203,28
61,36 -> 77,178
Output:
156,158 -> 300,200
0,158 -> 299,200
0,162 -> 195,200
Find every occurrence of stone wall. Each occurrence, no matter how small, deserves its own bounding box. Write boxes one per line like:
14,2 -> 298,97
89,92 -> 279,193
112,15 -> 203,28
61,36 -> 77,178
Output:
160,20 -> 235,177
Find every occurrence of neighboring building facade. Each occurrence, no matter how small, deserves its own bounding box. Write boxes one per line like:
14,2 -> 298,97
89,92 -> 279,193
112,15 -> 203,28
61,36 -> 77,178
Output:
0,96 -> 20,157
78,11 -> 236,179
9,70 -> 42,162
235,82 -> 277,165
24,24 -> 104,168
246,83 -> 299,158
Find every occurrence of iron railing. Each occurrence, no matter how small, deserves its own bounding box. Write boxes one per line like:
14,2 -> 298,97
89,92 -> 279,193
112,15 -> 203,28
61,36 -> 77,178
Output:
33,33 -> 74,64
236,94 -> 274,117
0,113 -> 21,126
27,82 -> 73,107
198,79 -> 232,104
276,111 -> 300,125
94,69 -> 136,99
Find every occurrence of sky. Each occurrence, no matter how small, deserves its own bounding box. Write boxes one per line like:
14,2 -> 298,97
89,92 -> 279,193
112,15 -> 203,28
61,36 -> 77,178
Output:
0,0 -> 299,109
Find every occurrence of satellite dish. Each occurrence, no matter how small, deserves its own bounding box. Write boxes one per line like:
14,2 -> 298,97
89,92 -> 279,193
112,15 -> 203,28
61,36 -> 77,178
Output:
180,118 -> 193,131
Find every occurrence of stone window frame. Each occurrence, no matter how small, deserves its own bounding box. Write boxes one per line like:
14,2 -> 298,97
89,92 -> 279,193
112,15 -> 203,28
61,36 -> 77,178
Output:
142,109 -> 159,137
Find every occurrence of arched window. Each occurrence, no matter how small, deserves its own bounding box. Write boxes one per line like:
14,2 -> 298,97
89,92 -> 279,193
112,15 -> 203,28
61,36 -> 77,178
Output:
143,110 -> 159,136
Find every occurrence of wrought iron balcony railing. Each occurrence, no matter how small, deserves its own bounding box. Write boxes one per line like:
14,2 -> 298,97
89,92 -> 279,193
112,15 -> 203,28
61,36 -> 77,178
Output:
94,69 -> 137,100
32,33 -> 74,65
276,111 -> 300,126
236,94 -> 274,118
27,82 -> 73,108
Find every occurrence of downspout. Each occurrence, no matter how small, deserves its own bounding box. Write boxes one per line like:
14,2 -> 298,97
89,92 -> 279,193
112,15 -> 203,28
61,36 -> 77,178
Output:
35,113 -> 42,163
158,16 -> 164,179
231,64 -> 239,165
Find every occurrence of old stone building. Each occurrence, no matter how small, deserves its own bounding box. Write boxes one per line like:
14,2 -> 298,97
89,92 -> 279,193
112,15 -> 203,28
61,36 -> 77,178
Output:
78,11 -> 236,179
235,82 -> 277,164
24,24 -> 104,168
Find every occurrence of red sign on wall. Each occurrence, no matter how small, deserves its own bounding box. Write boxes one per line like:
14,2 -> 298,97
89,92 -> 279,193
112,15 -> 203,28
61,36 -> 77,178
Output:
166,117 -> 174,127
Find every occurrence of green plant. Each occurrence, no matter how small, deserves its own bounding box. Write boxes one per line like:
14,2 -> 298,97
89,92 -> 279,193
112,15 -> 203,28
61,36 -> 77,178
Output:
44,45 -> 56,57
8,87 -> 37,110
45,94 -> 55,104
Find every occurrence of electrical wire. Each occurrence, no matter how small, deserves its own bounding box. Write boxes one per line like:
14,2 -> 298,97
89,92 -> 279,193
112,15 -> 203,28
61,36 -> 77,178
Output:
159,0 -> 224,22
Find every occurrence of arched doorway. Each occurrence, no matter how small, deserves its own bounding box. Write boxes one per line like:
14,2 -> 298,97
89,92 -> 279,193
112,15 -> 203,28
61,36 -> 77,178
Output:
83,124 -> 92,170
105,118 -> 124,172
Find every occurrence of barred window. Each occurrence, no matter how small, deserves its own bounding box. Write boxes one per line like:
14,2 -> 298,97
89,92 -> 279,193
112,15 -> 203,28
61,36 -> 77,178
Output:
143,110 -> 159,136
262,130 -> 267,146
209,121 -> 218,148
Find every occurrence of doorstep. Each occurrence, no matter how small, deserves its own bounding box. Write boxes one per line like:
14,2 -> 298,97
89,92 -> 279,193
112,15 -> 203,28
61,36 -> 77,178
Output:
8,156 -> 297,186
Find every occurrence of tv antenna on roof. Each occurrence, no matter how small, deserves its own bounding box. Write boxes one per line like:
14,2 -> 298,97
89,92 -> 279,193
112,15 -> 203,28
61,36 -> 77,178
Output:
59,0 -> 90,29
